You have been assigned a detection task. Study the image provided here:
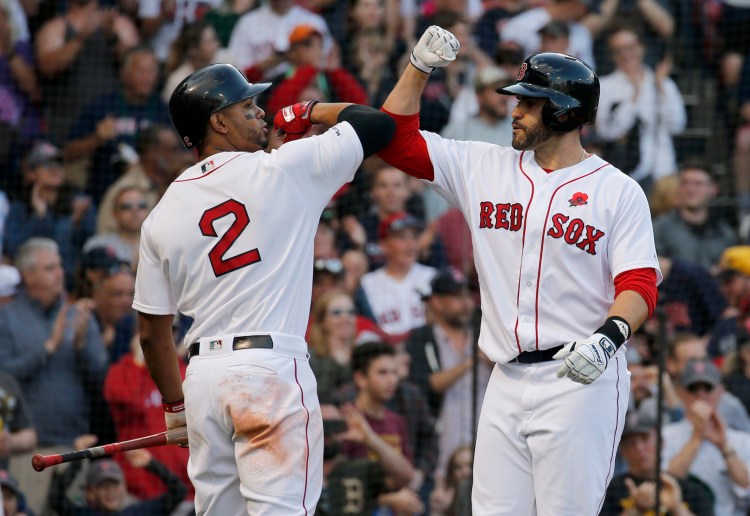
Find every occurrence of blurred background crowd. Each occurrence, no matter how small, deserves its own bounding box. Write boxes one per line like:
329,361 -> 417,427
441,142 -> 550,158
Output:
1,0 -> 750,514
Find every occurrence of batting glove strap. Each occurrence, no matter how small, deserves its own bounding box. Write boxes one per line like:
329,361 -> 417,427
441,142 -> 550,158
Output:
163,399 -> 186,430
410,52 -> 434,74
162,399 -> 185,413
273,100 -> 319,141
595,316 -> 631,350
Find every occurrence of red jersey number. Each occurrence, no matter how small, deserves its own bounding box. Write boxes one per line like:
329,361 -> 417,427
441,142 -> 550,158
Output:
199,199 -> 261,277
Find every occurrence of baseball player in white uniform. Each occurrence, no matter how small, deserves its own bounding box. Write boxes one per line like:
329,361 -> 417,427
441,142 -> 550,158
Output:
132,64 -> 395,515
377,28 -> 662,515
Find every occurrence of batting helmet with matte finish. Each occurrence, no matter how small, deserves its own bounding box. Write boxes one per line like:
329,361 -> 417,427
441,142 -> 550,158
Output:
169,64 -> 271,149
497,53 -> 599,133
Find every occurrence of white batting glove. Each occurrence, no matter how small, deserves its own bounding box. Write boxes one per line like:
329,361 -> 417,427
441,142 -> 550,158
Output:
553,334 -> 617,385
163,399 -> 186,430
410,25 -> 460,74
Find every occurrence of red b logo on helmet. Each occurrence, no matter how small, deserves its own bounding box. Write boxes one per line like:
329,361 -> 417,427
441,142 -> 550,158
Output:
517,63 -> 527,81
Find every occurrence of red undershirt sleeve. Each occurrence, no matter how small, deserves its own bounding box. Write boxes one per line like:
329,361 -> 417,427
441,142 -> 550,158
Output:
377,108 -> 435,180
614,268 -> 659,317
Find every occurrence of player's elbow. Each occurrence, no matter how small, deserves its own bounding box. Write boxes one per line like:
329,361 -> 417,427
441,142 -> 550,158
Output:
137,312 -> 175,351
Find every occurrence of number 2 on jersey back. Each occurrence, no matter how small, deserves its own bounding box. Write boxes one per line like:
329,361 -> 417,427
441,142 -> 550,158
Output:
199,199 -> 261,277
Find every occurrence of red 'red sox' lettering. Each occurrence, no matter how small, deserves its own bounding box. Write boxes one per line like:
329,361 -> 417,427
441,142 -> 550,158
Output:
547,213 -> 605,255
479,201 -> 523,231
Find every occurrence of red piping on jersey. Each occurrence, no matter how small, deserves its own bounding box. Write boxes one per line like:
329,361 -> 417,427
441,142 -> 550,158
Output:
293,358 -> 310,515
534,162 -> 611,350
597,356 -> 623,514
173,154 -> 243,182
514,151 -> 535,353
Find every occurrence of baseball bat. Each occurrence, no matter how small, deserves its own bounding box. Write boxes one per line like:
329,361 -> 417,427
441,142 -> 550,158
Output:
31,426 -> 188,472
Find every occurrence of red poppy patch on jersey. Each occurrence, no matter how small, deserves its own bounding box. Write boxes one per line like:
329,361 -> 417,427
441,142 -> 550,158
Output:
517,63 -> 527,81
569,192 -> 588,207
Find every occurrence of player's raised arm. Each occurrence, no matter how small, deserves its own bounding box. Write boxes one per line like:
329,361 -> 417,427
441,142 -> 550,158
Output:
377,26 -> 460,180
273,101 -> 396,158
382,26 -> 460,116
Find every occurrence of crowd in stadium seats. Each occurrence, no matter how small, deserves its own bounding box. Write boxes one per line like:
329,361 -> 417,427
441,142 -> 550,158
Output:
1,0 -> 750,514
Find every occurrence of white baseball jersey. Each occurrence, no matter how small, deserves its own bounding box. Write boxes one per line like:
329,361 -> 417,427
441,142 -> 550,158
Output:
360,264 -> 437,336
417,132 -> 662,364
228,4 -> 331,74
132,122 -> 363,345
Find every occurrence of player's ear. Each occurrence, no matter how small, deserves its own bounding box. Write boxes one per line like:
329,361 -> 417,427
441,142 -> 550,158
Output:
208,112 -> 229,135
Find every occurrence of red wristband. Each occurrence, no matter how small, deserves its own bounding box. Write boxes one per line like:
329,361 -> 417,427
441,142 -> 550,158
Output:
162,399 -> 185,413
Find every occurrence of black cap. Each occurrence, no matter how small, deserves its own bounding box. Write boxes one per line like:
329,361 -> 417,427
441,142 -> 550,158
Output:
422,268 -> 467,299
377,212 -> 423,241
538,21 -> 570,38
621,411 -> 656,438
26,141 -> 64,169
80,246 -> 123,271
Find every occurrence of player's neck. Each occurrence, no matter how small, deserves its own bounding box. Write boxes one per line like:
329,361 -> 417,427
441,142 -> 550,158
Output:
532,134 -> 587,171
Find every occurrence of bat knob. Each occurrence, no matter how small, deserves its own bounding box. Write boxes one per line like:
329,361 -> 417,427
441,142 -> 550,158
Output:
32,454 -> 46,472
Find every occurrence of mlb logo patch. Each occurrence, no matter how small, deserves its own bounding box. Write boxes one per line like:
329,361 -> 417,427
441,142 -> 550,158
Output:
201,161 -> 215,174
209,339 -> 223,351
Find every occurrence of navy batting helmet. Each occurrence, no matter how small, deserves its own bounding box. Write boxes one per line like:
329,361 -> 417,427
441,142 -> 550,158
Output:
497,53 -> 599,133
169,64 -> 271,149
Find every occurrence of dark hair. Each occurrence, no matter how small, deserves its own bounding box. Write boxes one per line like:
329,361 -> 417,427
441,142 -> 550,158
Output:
136,124 -> 173,156
167,20 -> 213,75
351,341 -> 395,375
120,45 -> 156,72
678,156 -> 714,180
429,11 -> 467,32
606,22 -> 644,45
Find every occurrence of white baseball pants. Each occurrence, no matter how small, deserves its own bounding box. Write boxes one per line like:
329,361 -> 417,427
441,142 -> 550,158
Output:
183,332 -> 322,516
472,354 -> 629,515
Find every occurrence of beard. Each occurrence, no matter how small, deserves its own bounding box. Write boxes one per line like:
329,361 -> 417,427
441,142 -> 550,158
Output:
443,312 -> 469,329
511,120 -> 554,151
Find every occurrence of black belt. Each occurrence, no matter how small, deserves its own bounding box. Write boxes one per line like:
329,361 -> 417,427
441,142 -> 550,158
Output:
187,335 -> 274,360
510,345 -> 564,364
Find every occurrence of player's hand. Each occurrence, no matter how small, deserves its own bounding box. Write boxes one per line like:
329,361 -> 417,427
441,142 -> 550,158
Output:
273,100 -> 318,142
554,333 -> 616,384
410,25 -> 460,74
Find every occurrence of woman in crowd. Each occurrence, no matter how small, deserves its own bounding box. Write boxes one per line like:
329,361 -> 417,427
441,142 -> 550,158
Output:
429,444 -> 474,516
161,20 -> 230,103
308,289 -> 359,403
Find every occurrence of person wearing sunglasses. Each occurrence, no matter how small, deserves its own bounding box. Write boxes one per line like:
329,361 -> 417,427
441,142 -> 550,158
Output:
84,186 -> 149,266
662,358 -> 750,516
308,290 -> 359,404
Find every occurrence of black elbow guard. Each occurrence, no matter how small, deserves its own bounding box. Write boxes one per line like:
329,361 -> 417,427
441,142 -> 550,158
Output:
337,105 -> 396,158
